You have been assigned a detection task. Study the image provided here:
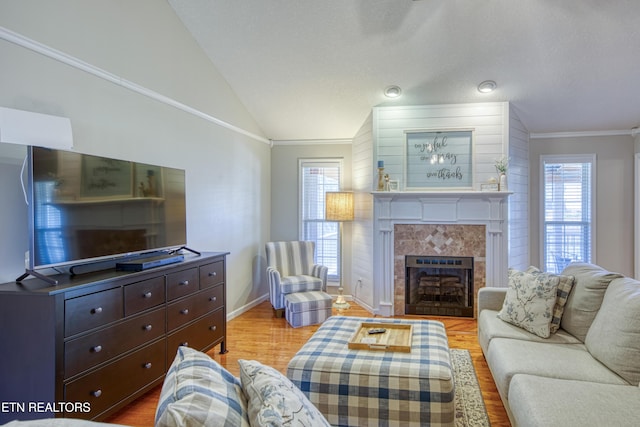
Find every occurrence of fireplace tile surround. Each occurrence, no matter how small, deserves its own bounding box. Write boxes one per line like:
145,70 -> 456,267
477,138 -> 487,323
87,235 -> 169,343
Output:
372,191 -> 510,318
395,224 -> 486,316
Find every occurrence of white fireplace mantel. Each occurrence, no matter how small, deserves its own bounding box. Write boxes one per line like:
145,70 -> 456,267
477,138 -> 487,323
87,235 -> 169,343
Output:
372,191 -> 511,317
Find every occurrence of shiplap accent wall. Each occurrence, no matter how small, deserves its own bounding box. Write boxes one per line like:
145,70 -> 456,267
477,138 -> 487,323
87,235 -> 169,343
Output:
507,105 -> 530,269
351,102 -> 530,314
373,103 -> 509,190
351,113 -> 375,311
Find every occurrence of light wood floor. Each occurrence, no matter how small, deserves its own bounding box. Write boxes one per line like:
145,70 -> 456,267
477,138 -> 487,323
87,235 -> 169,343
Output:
107,301 -> 510,426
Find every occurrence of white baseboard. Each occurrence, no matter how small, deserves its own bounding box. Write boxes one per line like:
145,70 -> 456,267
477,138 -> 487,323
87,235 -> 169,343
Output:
351,296 -> 376,315
226,293 -> 269,321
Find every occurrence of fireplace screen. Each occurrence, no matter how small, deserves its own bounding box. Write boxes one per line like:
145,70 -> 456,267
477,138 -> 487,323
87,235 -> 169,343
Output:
405,255 -> 473,317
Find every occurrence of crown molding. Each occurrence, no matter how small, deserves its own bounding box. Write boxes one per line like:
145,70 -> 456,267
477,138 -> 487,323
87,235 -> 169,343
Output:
0,26 -> 271,145
530,129 -> 634,139
271,138 -> 353,146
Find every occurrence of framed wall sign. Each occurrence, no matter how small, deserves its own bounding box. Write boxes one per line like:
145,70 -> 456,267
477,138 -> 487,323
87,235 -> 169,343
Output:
80,155 -> 133,198
404,129 -> 474,189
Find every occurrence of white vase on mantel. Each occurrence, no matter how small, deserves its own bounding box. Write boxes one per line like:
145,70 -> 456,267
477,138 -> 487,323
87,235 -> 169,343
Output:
499,173 -> 507,192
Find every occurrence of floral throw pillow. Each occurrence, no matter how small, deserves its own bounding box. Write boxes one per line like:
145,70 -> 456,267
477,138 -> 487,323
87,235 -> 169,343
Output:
526,266 -> 575,333
498,269 -> 560,338
238,359 -> 331,427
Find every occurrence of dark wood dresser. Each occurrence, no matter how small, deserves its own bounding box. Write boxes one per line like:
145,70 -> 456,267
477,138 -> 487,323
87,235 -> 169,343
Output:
0,251 -> 228,423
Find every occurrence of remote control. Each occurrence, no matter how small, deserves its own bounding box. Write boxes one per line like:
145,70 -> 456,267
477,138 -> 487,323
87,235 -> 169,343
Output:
368,328 -> 386,335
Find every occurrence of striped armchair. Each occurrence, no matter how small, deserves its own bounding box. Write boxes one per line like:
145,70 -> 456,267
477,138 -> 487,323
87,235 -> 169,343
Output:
265,241 -> 328,313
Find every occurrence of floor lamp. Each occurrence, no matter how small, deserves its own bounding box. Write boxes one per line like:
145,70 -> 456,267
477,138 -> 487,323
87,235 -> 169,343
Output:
325,191 -> 354,310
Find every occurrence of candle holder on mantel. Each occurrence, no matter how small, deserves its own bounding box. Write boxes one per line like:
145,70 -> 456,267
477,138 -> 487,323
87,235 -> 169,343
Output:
377,167 -> 386,190
377,160 -> 385,191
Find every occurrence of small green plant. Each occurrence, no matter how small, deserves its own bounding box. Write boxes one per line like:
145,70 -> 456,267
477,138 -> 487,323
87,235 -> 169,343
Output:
494,156 -> 509,174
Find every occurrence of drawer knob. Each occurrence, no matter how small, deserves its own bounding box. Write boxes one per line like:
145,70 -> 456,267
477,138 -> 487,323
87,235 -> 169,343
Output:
180,308 -> 189,315
91,390 -> 102,398
143,324 -> 153,331
209,272 -> 217,277
91,307 -> 103,314
210,325 -> 217,331
179,280 -> 189,286
210,296 -> 217,302
92,345 -> 103,353
144,362 -> 152,369
143,291 -> 152,298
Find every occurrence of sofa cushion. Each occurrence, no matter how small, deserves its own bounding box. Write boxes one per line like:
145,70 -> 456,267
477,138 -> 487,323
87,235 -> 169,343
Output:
238,359 -> 331,427
155,347 -> 250,427
486,338 -> 628,398
585,277 -> 640,385
526,266 -> 575,333
497,269 -> 560,338
560,262 -> 623,342
479,309 -> 581,354
509,374 -> 640,427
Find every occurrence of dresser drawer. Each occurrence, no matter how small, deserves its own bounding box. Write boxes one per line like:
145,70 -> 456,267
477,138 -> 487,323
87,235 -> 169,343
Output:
65,308 -> 165,378
64,339 -> 165,419
65,288 -> 123,337
124,276 -> 165,316
167,286 -> 224,332
167,309 -> 224,357
200,261 -> 224,289
167,293 -> 200,332
166,267 -> 199,301
203,284 -> 224,312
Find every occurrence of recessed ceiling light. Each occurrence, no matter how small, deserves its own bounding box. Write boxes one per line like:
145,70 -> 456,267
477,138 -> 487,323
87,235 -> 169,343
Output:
384,85 -> 402,98
477,80 -> 497,93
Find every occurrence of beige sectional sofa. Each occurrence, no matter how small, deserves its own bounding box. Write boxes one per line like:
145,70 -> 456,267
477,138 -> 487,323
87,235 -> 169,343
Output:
478,262 -> 640,427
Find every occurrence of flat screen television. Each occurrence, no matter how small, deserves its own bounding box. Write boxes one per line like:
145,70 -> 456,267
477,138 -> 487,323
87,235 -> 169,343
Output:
25,146 -> 187,276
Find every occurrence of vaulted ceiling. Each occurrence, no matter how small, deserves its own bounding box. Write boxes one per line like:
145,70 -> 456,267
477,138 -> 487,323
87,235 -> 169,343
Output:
168,0 -> 640,141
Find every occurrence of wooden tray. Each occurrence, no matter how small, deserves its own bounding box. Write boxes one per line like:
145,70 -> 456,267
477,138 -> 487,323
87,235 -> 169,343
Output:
348,322 -> 413,352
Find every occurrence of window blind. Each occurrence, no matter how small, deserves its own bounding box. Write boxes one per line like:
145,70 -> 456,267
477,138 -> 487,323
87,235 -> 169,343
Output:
300,161 -> 341,279
542,159 -> 593,273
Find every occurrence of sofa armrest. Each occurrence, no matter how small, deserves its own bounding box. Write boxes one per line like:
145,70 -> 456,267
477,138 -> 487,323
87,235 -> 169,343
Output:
478,287 -> 507,313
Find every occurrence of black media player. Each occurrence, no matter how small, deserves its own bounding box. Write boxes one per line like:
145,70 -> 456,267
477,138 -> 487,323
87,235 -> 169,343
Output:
116,254 -> 184,272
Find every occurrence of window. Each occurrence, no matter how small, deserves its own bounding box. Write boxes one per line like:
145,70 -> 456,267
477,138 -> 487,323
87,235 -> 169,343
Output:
299,159 -> 342,280
541,155 -> 595,273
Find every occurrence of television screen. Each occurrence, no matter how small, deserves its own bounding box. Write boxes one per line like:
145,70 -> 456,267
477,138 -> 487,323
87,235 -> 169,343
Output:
28,146 -> 187,269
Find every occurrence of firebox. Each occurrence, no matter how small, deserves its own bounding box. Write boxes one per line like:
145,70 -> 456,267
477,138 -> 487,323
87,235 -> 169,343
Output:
405,255 -> 474,317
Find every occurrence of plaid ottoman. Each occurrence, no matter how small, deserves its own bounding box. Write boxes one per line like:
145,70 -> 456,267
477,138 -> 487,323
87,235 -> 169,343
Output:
284,291 -> 332,328
286,316 -> 454,427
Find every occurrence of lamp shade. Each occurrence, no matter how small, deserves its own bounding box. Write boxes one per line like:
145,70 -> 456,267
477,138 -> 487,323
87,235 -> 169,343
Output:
325,191 -> 354,222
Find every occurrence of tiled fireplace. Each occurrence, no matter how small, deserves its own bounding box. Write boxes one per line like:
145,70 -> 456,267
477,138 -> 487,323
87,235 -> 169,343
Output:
396,225 -> 485,316
372,191 -> 510,317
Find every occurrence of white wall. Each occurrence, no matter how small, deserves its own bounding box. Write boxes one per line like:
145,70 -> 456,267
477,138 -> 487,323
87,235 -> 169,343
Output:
529,135 -> 634,276
0,0 -> 271,314
270,142 -> 353,293
351,113 -> 375,310
0,152 -> 28,273
507,106 -> 530,270
373,103 -> 509,189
